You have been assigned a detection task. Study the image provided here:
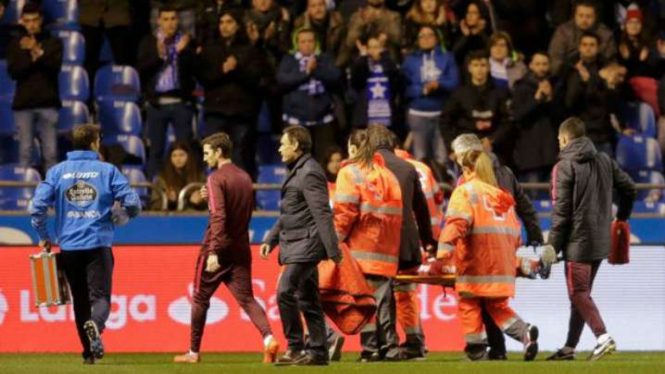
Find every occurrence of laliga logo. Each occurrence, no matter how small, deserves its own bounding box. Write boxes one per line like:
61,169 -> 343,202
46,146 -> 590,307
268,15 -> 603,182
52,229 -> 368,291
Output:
0,289 -> 8,325
168,284 -> 228,325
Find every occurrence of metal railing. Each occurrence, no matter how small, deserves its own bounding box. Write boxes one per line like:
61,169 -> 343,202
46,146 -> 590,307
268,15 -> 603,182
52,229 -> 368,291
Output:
1,181 -> 664,217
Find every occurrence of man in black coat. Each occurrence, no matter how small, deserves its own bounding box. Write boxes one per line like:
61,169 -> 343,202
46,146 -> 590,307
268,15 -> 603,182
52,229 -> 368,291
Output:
512,52 -> 559,187
365,125 -> 435,361
547,118 -> 636,362
451,133 -> 545,360
261,126 -> 342,366
137,5 -> 197,179
440,51 -> 513,165
8,3 -> 63,172
196,9 -> 263,177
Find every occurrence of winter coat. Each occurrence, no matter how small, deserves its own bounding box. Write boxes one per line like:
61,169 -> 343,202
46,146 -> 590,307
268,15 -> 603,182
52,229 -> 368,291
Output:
277,51 -> 341,125
511,72 -> 559,172
548,137 -> 636,262
264,154 -> 341,264
196,37 -> 263,119
548,19 -> 617,74
7,31 -> 63,110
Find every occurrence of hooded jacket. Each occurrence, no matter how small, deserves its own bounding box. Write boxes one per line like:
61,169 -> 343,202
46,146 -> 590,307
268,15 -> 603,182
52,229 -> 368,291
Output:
548,137 -> 636,262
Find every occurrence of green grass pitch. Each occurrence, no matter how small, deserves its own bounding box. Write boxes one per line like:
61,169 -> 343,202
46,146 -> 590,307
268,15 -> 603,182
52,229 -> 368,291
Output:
1,352 -> 664,374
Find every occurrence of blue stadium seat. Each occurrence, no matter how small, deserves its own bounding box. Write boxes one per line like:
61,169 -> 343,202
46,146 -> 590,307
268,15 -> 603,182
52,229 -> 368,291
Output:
58,100 -> 89,133
0,0 -> 22,24
98,101 -> 142,136
0,60 -> 16,101
256,165 -> 286,211
0,100 -> 15,134
533,200 -> 553,213
43,0 -> 78,29
121,166 -> 149,208
94,65 -> 141,102
622,101 -> 657,138
632,201 -> 665,214
103,134 -> 146,164
616,135 -> 663,172
56,30 -> 85,64
0,164 -> 42,210
59,64 -> 90,101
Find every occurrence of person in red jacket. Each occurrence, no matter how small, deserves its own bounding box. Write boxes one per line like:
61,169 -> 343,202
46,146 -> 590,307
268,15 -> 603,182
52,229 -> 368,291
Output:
174,133 -> 279,364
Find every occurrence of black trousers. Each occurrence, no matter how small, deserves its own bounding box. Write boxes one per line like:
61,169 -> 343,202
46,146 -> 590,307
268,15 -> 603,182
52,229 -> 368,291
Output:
60,247 -> 114,359
277,262 -> 327,359
483,306 -> 506,356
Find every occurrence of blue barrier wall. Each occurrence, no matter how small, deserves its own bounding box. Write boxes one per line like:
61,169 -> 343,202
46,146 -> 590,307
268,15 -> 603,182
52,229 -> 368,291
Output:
0,215 -> 663,245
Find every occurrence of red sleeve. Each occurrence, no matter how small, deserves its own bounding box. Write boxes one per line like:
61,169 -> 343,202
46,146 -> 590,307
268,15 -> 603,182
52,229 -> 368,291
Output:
207,174 -> 230,254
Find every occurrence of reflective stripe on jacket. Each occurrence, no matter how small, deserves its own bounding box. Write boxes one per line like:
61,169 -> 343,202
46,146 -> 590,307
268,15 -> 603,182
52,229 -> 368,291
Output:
395,149 -> 444,238
437,175 -> 522,297
334,153 -> 403,277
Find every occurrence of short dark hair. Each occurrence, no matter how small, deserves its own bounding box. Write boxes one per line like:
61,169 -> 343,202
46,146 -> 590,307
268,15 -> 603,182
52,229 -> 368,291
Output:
72,124 -> 101,151
579,30 -> 600,45
202,132 -> 233,159
466,50 -> 489,67
559,117 -> 586,139
21,2 -> 42,16
530,51 -> 550,62
284,126 -> 312,154
158,5 -> 178,16
575,0 -> 597,13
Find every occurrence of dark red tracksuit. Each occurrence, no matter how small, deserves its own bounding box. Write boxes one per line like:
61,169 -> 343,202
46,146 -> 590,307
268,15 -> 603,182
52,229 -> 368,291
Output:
190,162 -> 272,353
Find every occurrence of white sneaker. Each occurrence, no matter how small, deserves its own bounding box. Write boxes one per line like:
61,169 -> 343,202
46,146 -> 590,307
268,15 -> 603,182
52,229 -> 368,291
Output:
588,335 -> 616,361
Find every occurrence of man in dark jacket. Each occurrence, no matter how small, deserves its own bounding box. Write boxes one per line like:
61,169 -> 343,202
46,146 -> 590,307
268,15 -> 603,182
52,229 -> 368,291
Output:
137,5 -> 196,179
277,28 -> 341,163
197,9 -> 262,176
440,50 -> 512,165
196,0 -> 244,47
8,3 -> 62,172
547,118 -> 636,362
261,126 -> 342,366
563,33 -> 632,157
548,0 -> 616,75
512,52 -> 559,186
365,125 -> 435,361
451,133 -> 545,360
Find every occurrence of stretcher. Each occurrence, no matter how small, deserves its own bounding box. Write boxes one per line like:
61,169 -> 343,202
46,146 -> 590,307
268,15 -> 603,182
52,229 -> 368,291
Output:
395,274 -> 456,287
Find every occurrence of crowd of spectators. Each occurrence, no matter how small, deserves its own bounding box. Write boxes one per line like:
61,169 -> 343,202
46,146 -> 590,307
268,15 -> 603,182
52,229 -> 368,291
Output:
2,0 -> 665,212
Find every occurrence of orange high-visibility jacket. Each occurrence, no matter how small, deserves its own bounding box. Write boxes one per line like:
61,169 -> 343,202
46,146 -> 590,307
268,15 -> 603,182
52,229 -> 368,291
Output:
395,149 -> 444,238
334,153 -> 403,277
437,175 -> 522,298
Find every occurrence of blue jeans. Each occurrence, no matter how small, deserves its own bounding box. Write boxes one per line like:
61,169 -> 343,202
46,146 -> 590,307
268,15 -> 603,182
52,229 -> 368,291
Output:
407,111 -> 447,165
146,103 -> 194,178
15,108 -> 58,170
